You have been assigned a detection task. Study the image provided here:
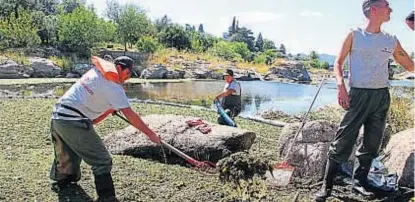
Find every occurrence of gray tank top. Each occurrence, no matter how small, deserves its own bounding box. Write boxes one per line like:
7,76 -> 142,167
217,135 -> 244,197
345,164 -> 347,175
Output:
348,28 -> 397,89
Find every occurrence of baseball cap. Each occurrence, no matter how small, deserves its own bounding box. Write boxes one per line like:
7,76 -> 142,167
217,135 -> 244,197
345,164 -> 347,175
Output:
114,56 -> 138,77
222,69 -> 234,77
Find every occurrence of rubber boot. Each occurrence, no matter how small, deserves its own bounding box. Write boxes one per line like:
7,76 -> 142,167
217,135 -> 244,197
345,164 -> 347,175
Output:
50,174 -> 77,193
314,160 -> 339,202
94,173 -> 117,202
352,157 -> 375,199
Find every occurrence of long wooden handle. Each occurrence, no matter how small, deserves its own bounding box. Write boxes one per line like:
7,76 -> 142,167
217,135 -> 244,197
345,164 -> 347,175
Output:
160,140 -> 199,164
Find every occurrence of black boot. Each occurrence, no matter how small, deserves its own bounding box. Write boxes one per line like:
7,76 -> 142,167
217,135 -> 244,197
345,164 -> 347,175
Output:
94,173 -> 117,202
51,174 -> 77,193
352,157 -> 375,199
315,160 -> 339,202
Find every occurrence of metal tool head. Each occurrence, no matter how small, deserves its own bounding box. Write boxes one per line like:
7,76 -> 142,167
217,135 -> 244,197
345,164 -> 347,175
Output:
265,162 -> 295,187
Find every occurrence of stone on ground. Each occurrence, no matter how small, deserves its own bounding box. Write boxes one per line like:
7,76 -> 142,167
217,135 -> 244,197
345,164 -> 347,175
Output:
103,114 -> 256,165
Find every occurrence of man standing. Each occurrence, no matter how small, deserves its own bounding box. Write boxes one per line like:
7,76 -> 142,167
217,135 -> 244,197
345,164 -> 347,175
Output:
214,69 -> 242,126
49,56 -> 161,201
314,1 -> 414,201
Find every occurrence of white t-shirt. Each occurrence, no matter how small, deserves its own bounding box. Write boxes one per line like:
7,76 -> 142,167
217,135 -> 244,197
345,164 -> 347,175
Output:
223,80 -> 241,95
52,68 -> 130,120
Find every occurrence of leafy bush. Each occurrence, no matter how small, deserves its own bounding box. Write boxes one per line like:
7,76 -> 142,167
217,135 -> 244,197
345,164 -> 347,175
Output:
158,24 -> 191,51
207,41 -> 251,62
0,8 -> 41,49
136,36 -> 160,54
49,56 -> 73,72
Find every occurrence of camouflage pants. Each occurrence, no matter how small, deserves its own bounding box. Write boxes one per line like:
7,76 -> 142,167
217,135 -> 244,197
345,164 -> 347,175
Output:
49,119 -> 112,182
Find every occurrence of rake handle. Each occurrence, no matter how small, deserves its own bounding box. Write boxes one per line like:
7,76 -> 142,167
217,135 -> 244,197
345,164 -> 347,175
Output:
282,75 -> 326,162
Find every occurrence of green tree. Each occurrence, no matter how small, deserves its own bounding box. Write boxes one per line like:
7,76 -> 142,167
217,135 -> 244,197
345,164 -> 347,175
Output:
309,50 -> 319,60
105,0 -> 122,23
42,15 -> 59,44
255,32 -> 263,52
158,23 -> 191,51
321,61 -> 330,70
230,26 -> 255,51
0,7 -> 41,49
117,4 -> 153,50
97,19 -> 116,43
207,41 -> 250,61
58,6 -> 99,56
198,24 -> 204,33
232,41 -> 251,60
262,39 -> 276,50
136,36 -> 159,54
228,16 -> 237,36
154,15 -> 172,33
308,59 -> 320,68
279,44 -> 286,54
60,0 -> 85,13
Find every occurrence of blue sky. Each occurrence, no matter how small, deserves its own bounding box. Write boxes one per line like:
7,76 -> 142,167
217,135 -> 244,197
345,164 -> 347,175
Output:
87,0 -> 414,55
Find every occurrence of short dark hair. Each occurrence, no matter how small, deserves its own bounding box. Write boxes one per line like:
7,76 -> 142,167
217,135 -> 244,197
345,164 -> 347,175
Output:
362,0 -> 382,18
406,11 -> 414,22
223,69 -> 234,77
114,56 -> 133,70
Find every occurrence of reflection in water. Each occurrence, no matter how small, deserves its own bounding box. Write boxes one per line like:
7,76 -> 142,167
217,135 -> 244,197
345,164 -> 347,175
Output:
1,79 -> 413,117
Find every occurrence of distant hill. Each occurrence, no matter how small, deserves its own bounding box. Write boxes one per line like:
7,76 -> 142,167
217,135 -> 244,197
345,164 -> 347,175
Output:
318,53 -> 336,65
292,53 -> 336,65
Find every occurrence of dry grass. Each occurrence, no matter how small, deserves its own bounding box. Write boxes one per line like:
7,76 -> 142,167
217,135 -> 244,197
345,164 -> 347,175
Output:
149,49 -> 272,74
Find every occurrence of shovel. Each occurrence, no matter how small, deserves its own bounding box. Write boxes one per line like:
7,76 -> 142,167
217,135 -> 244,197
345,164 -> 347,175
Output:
113,111 -> 216,168
266,75 -> 326,186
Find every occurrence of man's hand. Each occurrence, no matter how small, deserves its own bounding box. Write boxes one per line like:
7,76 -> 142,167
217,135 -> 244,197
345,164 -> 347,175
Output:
338,84 -> 349,110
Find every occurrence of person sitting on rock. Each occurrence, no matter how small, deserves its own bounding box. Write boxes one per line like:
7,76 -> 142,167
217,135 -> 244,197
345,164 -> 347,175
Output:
314,1 -> 414,201
49,56 -> 160,202
214,69 -> 242,126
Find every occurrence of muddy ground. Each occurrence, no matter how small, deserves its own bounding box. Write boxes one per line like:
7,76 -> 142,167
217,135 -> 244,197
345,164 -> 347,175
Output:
0,99 -> 413,202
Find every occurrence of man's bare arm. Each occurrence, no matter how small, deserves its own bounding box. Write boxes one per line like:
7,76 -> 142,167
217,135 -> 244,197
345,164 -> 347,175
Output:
393,40 -> 414,72
334,32 -> 353,85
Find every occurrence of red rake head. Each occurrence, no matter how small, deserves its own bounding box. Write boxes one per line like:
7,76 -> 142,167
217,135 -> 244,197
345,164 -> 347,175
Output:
196,161 -> 216,168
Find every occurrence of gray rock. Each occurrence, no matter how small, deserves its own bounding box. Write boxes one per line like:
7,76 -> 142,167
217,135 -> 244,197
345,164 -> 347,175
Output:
65,72 -> 81,78
103,114 -> 256,164
28,57 -> 61,78
140,64 -> 168,79
0,60 -> 33,79
277,120 -> 337,181
383,128 -> 414,188
263,61 -> 311,83
73,64 -> 93,75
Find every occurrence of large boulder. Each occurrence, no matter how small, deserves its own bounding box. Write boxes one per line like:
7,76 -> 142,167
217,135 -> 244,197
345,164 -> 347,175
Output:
73,64 -> 93,76
0,60 -> 33,79
263,61 -> 311,83
232,69 -> 261,81
383,128 -> 414,188
28,57 -> 61,77
277,120 -> 337,181
140,64 -> 168,79
103,114 -> 256,164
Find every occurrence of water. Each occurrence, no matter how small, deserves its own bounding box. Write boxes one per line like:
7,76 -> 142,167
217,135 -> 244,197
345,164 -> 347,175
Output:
1,79 -> 413,117
124,79 -> 414,116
